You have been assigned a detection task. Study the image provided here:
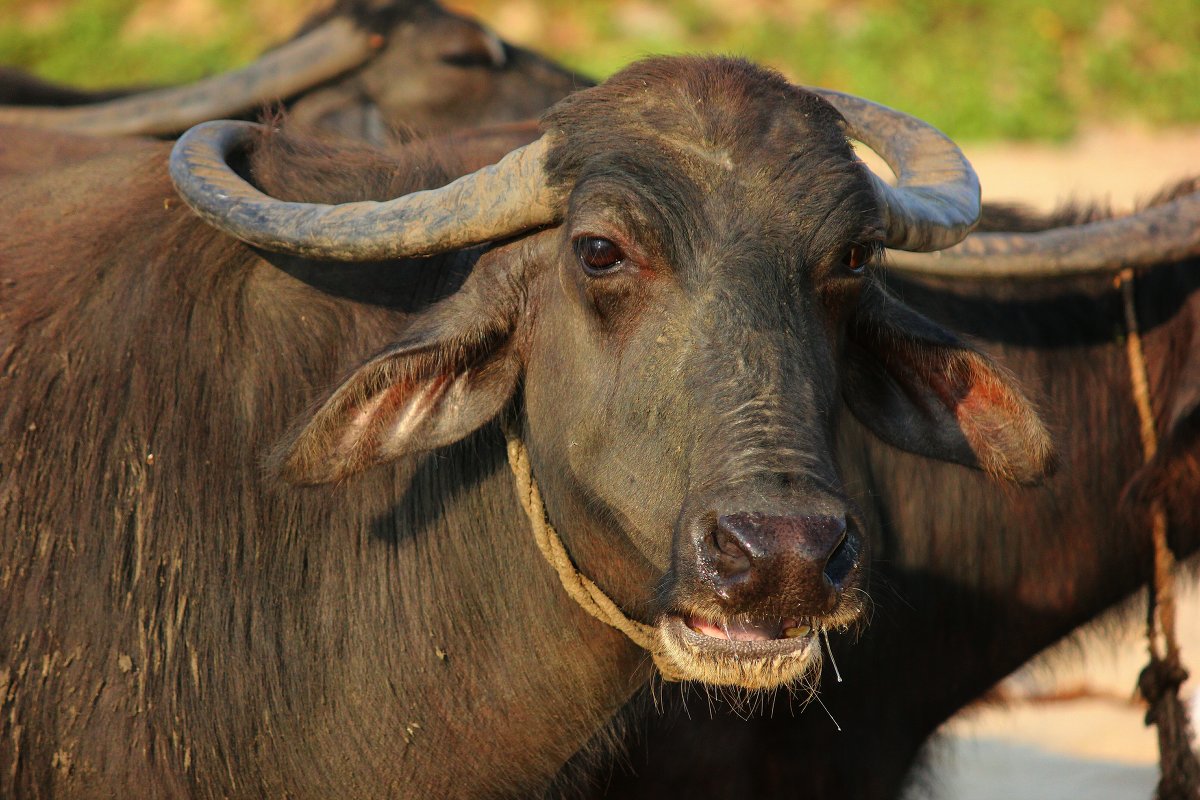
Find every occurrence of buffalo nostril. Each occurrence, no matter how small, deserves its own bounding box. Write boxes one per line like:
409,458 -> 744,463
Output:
710,517 -> 753,577
696,511 -> 856,612
823,526 -> 855,589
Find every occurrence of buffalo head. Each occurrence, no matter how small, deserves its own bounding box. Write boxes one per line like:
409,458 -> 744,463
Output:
169,56 -> 1054,690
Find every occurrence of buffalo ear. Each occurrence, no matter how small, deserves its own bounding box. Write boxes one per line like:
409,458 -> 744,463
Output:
275,254 -> 527,486
843,282 -> 1056,485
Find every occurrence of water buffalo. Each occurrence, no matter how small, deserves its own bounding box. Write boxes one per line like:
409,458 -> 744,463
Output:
0,0 -> 587,141
599,181 -> 1200,799
0,56 -> 1053,796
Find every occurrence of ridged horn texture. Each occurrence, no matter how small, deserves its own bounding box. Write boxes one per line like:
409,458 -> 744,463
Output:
169,120 -> 562,260
886,190 -> 1200,277
168,80 -> 980,262
812,89 -> 981,252
0,18 -> 377,137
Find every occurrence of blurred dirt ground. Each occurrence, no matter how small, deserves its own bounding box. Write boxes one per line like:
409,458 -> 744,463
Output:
911,124 -> 1200,800
965,124 -> 1200,211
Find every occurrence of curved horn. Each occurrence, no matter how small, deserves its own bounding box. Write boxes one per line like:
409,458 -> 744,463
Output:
169,120 -> 561,260
886,191 -> 1200,277
811,89 -> 981,252
0,18 -> 379,137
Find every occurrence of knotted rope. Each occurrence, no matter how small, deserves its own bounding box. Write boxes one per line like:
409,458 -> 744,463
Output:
503,428 -> 684,681
1118,267 -> 1200,800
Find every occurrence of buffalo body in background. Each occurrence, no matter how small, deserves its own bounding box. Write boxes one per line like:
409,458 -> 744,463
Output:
0,0 -> 588,141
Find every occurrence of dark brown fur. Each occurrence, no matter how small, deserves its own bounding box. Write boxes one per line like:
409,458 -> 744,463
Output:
0,123 -> 642,799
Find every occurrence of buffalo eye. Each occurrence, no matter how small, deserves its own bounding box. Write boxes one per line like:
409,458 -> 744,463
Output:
574,236 -> 626,275
840,243 -> 870,275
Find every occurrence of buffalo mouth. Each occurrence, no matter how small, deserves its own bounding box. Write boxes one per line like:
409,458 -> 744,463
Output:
685,613 -> 816,647
656,609 -> 855,689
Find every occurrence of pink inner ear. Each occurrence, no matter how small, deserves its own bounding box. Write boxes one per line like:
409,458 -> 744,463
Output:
954,369 -> 1031,474
920,352 -> 1019,415
389,373 -> 453,437
943,355 -> 1054,483
337,372 -> 454,468
955,370 -> 1023,421
889,339 -> 1013,415
887,338 -> 1053,483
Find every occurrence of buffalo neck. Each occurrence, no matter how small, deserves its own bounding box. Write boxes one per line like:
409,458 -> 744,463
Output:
231,426 -> 651,797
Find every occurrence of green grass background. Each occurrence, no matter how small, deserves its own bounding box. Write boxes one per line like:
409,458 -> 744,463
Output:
1,0 -> 1196,141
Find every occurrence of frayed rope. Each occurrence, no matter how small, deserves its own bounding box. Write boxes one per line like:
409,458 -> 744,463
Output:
1120,267 -> 1200,800
503,427 -> 684,682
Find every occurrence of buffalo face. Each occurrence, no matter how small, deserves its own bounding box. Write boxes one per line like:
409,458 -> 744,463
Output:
289,3 -> 589,143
